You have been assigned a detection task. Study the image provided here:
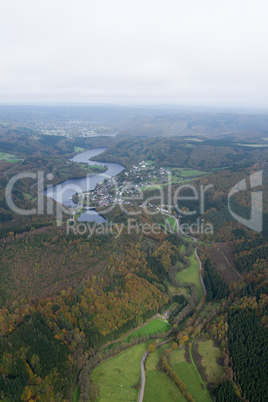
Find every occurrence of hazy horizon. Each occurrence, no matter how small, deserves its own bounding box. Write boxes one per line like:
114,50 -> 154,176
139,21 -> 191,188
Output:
1,0 -> 268,109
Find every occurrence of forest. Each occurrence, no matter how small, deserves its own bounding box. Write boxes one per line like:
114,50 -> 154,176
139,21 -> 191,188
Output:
0,121 -> 267,401
228,306 -> 268,401
203,259 -> 230,302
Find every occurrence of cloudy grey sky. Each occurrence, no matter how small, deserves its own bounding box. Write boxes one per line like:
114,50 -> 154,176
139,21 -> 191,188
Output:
0,0 -> 268,108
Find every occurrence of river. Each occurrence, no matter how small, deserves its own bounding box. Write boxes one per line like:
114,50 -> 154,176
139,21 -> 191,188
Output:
43,147 -> 125,222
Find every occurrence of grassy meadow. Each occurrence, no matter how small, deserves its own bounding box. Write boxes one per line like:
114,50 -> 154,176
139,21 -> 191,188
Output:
102,317 -> 171,352
122,318 -> 171,343
72,385 -> 80,402
176,251 -> 204,301
0,152 -> 20,163
144,371 -> 185,402
198,339 -> 224,385
144,342 -> 186,402
90,342 -> 149,401
74,146 -> 86,152
170,347 -> 212,402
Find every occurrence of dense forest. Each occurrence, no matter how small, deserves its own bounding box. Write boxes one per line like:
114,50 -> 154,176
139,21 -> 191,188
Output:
213,380 -> 241,402
93,135 -> 268,169
0,121 -> 267,401
0,313 -> 73,401
203,259 -> 230,302
228,307 -> 268,401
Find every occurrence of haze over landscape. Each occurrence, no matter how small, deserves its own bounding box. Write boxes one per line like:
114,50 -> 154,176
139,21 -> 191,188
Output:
0,2 -> 267,402
1,0 -> 268,108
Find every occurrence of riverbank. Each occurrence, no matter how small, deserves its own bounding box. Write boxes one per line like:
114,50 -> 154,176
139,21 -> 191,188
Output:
43,147 -> 125,212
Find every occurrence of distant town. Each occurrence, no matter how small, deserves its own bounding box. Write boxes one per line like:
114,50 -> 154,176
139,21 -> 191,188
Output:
71,160 -> 203,217
35,119 -> 115,137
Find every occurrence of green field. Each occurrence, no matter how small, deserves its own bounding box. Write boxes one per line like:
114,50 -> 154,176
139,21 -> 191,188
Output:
72,385 -> 80,402
146,342 -> 171,371
170,167 -> 207,181
101,317 -> 171,353
90,164 -> 106,170
176,251 -> 204,301
79,162 -> 106,172
74,146 -> 85,152
90,342 -> 149,401
122,318 -> 171,343
144,342 -> 186,402
23,192 -> 32,201
144,371 -> 186,402
142,167 -> 207,190
180,243 -> 187,253
198,339 -> 224,385
0,152 -> 20,163
164,216 -> 177,231
142,183 -> 166,191
170,347 -> 211,402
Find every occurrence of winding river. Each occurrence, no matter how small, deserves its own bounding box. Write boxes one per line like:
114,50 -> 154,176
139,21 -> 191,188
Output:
43,147 -> 125,222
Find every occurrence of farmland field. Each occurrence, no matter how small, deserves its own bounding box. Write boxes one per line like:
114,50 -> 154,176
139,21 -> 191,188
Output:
197,339 -> 224,385
101,317 -> 171,353
144,342 -> 185,402
145,342 -> 171,371
90,342 -> 150,401
122,318 -> 171,343
170,347 -> 212,402
144,371 -> 185,402
142,167 -> 208,190
170,167 -> 207,181
0,152 -> 20,163
74,146 -> 85,152
164,216 -> 177,231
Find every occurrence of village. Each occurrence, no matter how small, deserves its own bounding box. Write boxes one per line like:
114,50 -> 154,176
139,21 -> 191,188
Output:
72,160 -> 173,213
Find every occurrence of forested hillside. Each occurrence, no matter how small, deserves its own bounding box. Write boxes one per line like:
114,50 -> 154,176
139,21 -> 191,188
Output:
0,127 -> 115,236
93,136 -> 268,169
0,122 -> 267,401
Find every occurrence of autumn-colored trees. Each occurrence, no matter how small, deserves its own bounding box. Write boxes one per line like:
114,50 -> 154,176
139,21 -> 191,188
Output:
160,354 -> 195,402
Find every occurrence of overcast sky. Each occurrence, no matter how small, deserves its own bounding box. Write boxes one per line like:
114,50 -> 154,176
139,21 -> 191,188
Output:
0,0 -> 268,108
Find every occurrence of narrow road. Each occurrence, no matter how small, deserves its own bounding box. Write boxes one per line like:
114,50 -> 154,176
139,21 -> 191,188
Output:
138,339 -> 170,402
138,214 -> 207,402
138,351 -> 148,402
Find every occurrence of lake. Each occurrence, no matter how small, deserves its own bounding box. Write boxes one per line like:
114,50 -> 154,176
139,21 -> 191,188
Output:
43,147 -> 125,222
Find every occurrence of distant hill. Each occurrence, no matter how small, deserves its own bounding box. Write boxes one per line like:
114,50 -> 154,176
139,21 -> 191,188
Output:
1,105 -> 268,139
